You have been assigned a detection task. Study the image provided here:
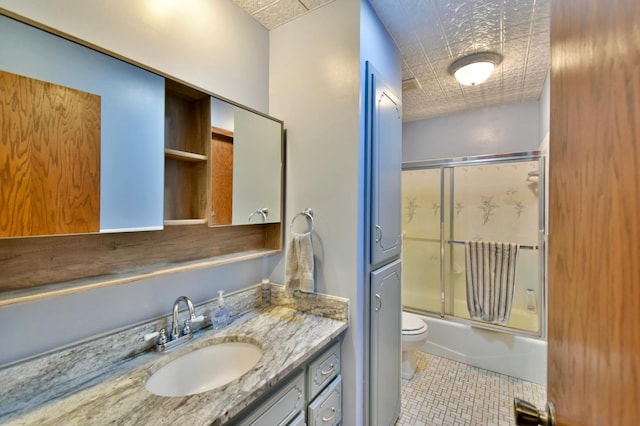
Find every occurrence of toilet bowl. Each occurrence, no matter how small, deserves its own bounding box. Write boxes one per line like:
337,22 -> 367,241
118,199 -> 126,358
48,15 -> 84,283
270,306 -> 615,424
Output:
401,312 -> 428,380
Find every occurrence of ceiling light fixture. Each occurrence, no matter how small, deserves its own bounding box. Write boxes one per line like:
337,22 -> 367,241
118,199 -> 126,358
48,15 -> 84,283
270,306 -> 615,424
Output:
448,52 -> 503,86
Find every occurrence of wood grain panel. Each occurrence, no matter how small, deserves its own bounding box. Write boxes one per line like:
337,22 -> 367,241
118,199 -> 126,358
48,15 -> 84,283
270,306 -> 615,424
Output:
164,158 -> 207,220
0,223 -> 281,292
548,0 -> 640,424
0,70 -> 100,237
211,127 -> 233,225
163,81 -> 210,222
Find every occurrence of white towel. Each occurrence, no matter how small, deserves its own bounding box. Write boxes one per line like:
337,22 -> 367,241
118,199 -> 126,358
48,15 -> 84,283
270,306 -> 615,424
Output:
285,232 -> 315,293
464,241 -> 519,325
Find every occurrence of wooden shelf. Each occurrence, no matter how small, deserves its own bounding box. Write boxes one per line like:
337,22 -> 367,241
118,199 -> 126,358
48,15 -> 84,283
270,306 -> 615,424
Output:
164,80 -> 211,223
0,247 -> 281,308
163,218 -> 208,226
164,148 -> 207,162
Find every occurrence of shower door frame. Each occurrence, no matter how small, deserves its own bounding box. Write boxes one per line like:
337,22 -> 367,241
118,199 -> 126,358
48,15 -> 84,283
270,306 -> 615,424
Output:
403,150 -> 547,339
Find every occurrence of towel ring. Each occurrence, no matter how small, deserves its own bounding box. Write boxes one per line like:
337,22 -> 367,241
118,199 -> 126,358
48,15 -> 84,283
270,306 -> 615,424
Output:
248,208 -> 269,223
290,208 -> 314,234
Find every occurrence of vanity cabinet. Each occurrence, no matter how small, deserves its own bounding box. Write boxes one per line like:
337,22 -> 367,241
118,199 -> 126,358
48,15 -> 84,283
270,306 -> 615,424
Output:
306,342 -> 342,426
235,341 -> 342,426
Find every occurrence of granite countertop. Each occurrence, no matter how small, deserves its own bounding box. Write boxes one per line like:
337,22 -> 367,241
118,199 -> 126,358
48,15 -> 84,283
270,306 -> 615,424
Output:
0,285 -> 349,425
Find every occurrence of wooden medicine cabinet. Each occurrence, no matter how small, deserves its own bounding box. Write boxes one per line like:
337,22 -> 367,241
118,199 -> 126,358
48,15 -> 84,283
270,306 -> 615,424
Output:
0,13 -> 283,303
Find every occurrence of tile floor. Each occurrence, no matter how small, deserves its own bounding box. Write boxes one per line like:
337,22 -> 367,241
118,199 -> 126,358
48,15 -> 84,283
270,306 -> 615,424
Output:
396,352 -> 546,426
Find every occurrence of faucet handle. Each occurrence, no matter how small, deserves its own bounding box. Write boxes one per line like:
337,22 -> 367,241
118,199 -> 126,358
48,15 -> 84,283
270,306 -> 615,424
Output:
158,329 -> 167,344
183,319 -> 192,336
143,328 -> 167,345
183,315 -> 205,336
143,331 -> 159,342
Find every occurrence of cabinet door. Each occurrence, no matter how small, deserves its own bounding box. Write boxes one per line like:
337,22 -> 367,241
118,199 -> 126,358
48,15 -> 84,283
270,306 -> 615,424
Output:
0,15 -> 165,234
236,370 -> 306,426
368,65 -> 402,267
370,259 -> 401,425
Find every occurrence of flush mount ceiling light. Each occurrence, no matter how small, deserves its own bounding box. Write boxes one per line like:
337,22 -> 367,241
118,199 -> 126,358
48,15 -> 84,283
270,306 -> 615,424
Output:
448,52 -> 503,86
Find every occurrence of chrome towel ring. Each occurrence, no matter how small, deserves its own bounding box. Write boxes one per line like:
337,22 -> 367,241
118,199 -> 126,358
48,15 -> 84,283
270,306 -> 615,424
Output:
248,208 -> 269,223
290,208 -> 314,234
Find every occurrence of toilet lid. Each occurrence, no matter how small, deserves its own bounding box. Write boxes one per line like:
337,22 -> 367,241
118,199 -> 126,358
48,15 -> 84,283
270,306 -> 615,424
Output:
402,312 -> 427,334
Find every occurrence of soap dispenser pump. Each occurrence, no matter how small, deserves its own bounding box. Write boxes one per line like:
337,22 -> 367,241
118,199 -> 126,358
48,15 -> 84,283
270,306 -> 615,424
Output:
213,290 -> 230,329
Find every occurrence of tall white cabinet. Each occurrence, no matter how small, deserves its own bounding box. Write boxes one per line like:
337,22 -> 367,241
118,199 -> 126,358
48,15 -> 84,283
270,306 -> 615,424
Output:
370,69 -> 403,268
370,259 -> 402,425
366,62 -> 402,425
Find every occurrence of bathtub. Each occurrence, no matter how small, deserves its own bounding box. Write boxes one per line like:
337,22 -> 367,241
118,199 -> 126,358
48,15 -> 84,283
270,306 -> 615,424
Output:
411,313 -> 547,385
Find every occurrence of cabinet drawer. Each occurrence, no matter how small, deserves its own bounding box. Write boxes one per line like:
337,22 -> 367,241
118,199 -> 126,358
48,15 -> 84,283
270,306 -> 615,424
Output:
307,342 -> 341,400
237,370 -> 306,426
307,375 -> 342,426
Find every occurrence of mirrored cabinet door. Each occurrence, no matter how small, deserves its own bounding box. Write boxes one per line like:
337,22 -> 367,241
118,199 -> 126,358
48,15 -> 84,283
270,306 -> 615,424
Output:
209,98 -> 283,226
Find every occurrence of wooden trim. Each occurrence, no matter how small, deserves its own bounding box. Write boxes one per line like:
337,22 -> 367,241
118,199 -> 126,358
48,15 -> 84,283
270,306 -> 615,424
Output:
212,126 -> 234,138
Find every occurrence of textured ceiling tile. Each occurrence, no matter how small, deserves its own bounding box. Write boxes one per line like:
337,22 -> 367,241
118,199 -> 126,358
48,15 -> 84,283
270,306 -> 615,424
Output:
231,0 -> 278,15
298,0 -> 335,11
503,23 -> 532,40
372,0 -> 549,120
400,42 -> 425,58
252,0 -> 307,29
234,0 -> 550,121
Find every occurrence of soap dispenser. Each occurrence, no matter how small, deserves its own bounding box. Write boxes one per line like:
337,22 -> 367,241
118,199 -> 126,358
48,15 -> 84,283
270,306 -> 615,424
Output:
213,290 -> 230,329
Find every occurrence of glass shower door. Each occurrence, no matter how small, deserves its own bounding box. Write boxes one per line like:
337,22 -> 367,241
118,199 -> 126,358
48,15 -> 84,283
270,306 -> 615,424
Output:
444,160 -> 541,333
401,168 -> 441,314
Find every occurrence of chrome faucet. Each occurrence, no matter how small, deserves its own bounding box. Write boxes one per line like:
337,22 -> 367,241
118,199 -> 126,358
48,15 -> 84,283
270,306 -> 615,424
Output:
171,296 -> 198,340
144,295 -> 204,352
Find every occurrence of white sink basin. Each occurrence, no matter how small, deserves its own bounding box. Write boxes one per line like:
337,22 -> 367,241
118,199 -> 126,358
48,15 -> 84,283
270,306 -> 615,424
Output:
145,342 -> 262,397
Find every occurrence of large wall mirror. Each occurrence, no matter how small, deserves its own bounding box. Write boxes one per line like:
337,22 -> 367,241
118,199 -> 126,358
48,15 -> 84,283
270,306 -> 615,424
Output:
0,14 -> 283,239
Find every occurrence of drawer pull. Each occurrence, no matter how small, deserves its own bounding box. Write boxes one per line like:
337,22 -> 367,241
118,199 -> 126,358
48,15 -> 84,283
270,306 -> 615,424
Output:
320,363 -> 335,376
322,407 -> 336,423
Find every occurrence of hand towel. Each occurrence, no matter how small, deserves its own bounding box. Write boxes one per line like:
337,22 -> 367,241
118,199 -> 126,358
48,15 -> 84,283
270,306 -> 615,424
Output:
285,232 -> 315,293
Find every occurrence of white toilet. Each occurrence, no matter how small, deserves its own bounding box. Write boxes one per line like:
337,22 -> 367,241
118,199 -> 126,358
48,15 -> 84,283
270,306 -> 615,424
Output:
401,312 -> 429,380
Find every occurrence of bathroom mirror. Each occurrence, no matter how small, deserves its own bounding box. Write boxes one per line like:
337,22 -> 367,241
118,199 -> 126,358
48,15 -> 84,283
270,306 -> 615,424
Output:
0,14 -> 283,238
210,98 -> 283,226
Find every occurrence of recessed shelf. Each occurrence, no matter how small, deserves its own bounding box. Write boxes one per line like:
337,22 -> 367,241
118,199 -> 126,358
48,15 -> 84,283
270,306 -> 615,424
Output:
164,148 -> 207,162
164,219 -> 208,226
